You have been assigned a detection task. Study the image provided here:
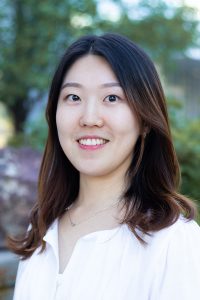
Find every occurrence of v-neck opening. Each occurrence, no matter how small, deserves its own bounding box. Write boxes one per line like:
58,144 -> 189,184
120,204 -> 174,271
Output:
44,218 -> 126,276
59,224 -> 124,275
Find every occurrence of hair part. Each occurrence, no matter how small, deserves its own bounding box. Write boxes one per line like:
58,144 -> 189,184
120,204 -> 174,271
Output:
8,33 -> 197,258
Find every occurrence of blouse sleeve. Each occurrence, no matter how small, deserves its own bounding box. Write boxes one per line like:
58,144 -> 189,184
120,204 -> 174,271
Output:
150,219 -> 200,300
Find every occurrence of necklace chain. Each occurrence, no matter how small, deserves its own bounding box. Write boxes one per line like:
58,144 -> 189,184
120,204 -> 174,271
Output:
67,199 -> 121,227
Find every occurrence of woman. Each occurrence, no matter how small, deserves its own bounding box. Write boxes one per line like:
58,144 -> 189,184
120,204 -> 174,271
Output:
11,33 -> 200,300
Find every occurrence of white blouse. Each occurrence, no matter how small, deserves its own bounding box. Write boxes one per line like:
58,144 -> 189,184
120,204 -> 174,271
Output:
13,216 -> 200,300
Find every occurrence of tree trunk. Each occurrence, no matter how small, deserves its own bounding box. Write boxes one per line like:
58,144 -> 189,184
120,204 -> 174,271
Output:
9,97 -> 29,134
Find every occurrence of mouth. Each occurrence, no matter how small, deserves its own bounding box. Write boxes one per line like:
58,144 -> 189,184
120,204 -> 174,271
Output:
77,138 -> 109,146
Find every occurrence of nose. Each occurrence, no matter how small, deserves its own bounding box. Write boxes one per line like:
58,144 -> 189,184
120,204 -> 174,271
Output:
79,100 -> 104,127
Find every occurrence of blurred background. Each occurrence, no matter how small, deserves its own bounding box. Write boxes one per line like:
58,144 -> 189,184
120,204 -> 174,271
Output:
0,0 -> 200,298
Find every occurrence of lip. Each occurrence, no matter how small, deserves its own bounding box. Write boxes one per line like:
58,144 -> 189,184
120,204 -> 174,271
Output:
76,135 -> 109,141
76,136 -> 109,151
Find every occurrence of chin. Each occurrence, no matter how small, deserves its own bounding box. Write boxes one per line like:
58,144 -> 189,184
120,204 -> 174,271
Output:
79,170 -> 109,177
77,166 -> 114,178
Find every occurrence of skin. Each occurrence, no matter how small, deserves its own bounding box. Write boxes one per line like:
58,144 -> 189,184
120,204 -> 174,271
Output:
56,54 -> 141,215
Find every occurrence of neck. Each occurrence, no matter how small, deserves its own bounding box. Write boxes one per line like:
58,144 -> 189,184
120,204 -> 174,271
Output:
75,171 -> 127,211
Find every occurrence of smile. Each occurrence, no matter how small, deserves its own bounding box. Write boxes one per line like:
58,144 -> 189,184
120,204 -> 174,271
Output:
78,138 -> 108,146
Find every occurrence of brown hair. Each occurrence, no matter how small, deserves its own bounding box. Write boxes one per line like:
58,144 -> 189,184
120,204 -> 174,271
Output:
8,33 -> 196,258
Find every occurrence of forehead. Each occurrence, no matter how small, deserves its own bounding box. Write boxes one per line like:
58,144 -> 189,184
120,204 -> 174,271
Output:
62,54 -> 118,85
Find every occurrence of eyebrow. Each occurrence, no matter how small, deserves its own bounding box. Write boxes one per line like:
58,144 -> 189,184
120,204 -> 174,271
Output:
61,82 -> 121,89
61,82 -> 82,89
100,82 -> 121,88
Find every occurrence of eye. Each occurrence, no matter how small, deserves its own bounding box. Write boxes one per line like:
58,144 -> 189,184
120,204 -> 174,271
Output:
104,95 -> 120,103
65,94 -> 80,102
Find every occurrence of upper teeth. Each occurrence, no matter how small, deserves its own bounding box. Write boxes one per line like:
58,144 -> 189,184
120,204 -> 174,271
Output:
78,139 -> 107,145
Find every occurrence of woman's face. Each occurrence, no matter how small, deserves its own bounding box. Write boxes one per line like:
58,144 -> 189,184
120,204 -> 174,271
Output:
56,54 -> 141,178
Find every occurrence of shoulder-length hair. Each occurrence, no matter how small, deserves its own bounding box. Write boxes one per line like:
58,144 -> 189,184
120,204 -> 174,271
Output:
8,33 -> 196,258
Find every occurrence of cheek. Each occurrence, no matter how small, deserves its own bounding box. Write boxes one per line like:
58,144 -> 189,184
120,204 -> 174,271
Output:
56,106 -> 74,134
112,109 -> 140,138
56,114 -> 71,152
56,105 -> 64,130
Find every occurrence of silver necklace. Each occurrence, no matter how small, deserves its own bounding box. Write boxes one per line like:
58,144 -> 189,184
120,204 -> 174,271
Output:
67,199 -> 121,227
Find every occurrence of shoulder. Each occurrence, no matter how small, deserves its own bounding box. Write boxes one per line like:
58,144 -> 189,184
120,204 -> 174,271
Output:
147,217 -> 200,299
168,216 -> 200,245
144,216 -> 200,249
167,215 -> 200,235
120,215 -> 200,254
161,216 -> 200,264
156,216 -> 200,265
125,216 -> 200,277
15,219 -> 58,272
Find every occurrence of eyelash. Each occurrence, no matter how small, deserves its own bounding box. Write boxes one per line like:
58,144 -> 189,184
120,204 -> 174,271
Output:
105,95 -> 120,102
64,94 -> 121,103
65,94 -> 80,102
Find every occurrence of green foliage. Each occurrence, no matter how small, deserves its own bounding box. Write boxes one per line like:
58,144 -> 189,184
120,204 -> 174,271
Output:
24,111 -> 48,152
112,0 -> 199,66
168,98 -> 200,205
